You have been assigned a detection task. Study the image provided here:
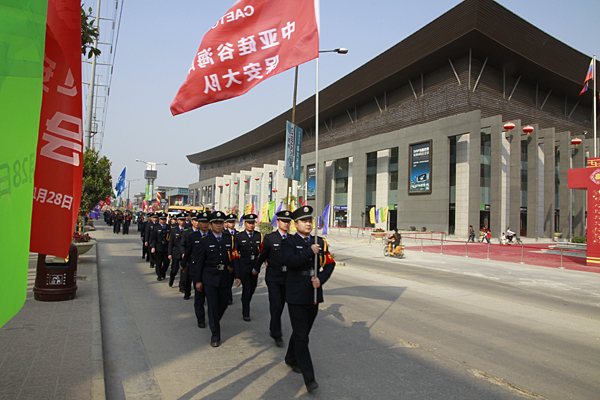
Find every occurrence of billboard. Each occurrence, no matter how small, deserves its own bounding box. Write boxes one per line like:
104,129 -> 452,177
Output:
284,121 -> 303,181
408,140 -> 432,194
307,164 -> 316,199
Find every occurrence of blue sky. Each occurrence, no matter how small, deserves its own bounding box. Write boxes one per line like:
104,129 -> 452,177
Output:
82,0 -> 600,197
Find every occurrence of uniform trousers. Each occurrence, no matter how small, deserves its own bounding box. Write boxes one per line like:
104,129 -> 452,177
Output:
240,269 -> 258,317
204,284 -> 229,341
285,303 -> 318,384
170,255 -> 182,282
155,251 -> 169,278
194,286 -> 206,323
123,222 -> 130,234
113,221 -> 121,234
181,266 -> 192,297
266,272 -> 286,338
142,242 -> 148,259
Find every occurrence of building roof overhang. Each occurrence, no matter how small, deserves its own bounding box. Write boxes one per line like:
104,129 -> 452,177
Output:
187,0 -> 597,165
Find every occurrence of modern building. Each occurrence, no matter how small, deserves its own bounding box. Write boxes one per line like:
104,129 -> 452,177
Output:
187,0 -> 597,239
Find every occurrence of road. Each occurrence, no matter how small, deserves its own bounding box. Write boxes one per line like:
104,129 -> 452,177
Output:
96,224 -> 600,399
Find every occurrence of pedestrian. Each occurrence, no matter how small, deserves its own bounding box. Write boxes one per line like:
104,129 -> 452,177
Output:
233,213 -> 262,322
184,211 -> 240,347
485,229 -> 491,244
468,225 -> 475,242
180,212 -> 201,301
140,213 -> 148,259
123,211 -> 131,235
168,213 -> 187,288
281,205 -> 335,393
224,213 -> 238,305
144,213 -> 158,267
253,210 -> 293,347
151,212 -> 171,281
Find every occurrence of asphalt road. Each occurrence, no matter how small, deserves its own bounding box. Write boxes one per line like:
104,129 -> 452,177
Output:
97,225 -> 600,399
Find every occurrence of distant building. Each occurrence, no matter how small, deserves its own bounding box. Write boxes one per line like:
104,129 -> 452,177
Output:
187,0 -> 596,239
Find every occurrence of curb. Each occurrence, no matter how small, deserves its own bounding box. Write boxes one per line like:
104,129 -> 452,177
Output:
90,243 -> 106,399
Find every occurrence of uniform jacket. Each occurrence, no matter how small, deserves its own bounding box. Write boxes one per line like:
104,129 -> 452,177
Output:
253,230 -> 288,283
168,224 -> 187,258
183,232 -> 237,287
233,230 -> 263,278
282,234 -> 335,305
144,221 -> 155,244
151,223 -> 171,253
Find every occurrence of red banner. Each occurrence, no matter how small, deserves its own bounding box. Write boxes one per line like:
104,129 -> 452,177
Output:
170,0 -> 320,115
30,0 -> 83,258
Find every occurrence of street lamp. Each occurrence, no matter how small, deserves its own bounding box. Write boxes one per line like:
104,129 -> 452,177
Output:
126,178 -> 140,209
135,159 -> 167,204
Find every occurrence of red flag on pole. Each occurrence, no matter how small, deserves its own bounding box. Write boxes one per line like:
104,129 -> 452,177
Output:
170,0 -> 320,115
30,0 -> 83,258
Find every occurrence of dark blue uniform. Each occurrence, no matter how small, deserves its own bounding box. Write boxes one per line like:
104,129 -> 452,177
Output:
168,224 -> 187,288
182,229 -> 207,322
151,222 -> 171,280
184,231 -> 236,343
144,220 -> 156,267
254,230 -> 289,340
282,233 -> 335,386
233,230 -> 262,319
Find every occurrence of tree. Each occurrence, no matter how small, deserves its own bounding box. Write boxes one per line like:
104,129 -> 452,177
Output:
81,5 -> 101,59
80,148 -> 112,215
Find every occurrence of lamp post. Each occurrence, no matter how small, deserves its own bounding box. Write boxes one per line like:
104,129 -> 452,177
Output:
126,179 -> 140,210
287,48 -> 348,211
135,159 -> 167,205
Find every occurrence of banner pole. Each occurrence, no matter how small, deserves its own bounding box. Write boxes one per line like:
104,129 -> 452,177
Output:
594,54 -> 597,157
314,57 -> 319,305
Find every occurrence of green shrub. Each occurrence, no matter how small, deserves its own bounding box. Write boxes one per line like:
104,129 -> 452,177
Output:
258,222 -> 273,235
572,236 -> 587,244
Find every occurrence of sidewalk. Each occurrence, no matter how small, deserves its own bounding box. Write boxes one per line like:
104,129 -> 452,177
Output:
0,248 -> 105,399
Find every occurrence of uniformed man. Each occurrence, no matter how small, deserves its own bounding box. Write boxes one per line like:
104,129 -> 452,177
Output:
233,213 -> 262,321
123,211 -> 132,235
253,210 -> 292,347
281,206 -> 335,393
151,212 -> 171,281
168,212 -> 187,288
184,212 -> 193,229
140,213 -> 149,259
184,211 -> 240,347
180,212 -> 199,300
112,210 -> 120,234
144,213 -> 158,267
225,213 -> 238,304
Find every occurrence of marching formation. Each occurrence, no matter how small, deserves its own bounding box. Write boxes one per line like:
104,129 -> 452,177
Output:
135,205 -> 335,393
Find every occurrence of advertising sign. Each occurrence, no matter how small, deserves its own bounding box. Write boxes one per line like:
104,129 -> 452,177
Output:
307,164 -> 316,199
409,140 -> 432,194
284,121 -> 303,181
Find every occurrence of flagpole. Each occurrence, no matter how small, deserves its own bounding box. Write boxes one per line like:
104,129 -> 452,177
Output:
594,54 -> 597,157
313,56 -> 319,305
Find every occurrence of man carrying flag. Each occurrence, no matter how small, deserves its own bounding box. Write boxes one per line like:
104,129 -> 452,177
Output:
170,0 -> 319,115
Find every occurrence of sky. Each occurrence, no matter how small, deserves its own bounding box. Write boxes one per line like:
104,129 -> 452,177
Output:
81,0 -> 600,199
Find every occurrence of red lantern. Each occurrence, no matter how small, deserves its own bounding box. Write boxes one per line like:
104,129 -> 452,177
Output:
523,125 -> 534,135
244,179 -> 248,183
255,177 -> 259,181
218,185 -> 222,188
225,183 -> 229,187
571,138 -> 582,147
234,181 -> 238,185
503,122 -> 515,132
272,189 -> 277,193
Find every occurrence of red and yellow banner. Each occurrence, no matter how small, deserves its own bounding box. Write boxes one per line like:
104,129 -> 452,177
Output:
171,0 -> 319,115
30,0 -> 83,258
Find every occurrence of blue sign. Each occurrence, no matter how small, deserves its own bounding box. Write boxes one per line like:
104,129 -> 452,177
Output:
409,141 -> 432,194
284,121 -> 303,181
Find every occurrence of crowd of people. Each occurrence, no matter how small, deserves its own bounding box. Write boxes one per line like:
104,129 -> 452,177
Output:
130,206 -> 335,393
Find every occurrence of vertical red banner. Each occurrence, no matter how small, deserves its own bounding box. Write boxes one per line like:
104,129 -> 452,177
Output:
30,0 -> 83,258
585,158 -> 600,267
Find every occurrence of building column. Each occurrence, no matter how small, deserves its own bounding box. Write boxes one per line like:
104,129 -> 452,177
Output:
350,152 -> 367,228
542,128 -> 556,239
455,134 -> 470,237
508,120 -> 522,234
558,132 -> 570,238
376,149 -> 390,230
469,127 -> 481,231
347,156 -> 354,227
572,134 -> 586,237
489,116 -> 503,238
526,124 -> 540,238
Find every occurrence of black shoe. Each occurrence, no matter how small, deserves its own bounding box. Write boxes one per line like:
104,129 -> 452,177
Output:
306,380 -> 319,392
274,337 -> 284,347
179,289 -> 185,293
243,316 -> 251,322
228,299 -> 233,305
183,295 -> 190,300
210,340 -> 220,347
168,277 -> 174,287
157,277 -> 161,281
286,362 -> 301,374
198,321 -> 206,328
